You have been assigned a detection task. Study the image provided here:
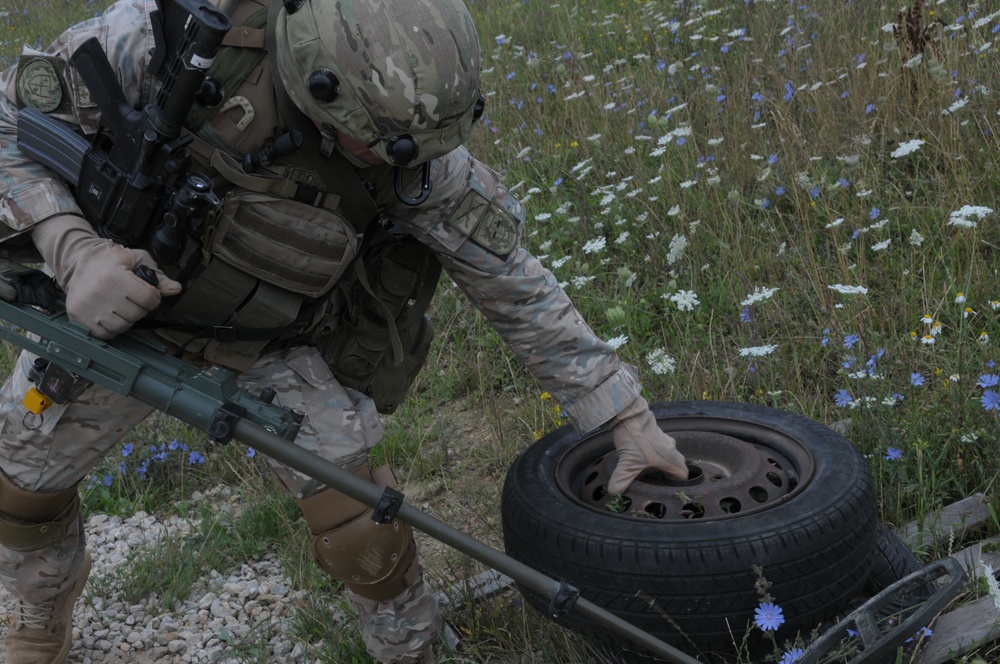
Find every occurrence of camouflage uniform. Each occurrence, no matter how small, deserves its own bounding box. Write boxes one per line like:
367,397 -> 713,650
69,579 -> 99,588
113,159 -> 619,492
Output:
0,0 -> 640,661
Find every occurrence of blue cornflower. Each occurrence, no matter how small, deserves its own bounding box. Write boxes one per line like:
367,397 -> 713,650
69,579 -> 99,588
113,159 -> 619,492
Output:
754,602 -> 785,631
740,308 -> 752,323
834,389 -> 853,407
780,648 -> 804,664
122,443 -> 133,457
977,373 -> 999,388
910,372 -> 925,386
102,475 -> 113,487
768,153 -> 778,165
189,451 -> 206,465
838,177 -> 850,188
506,71 -> 515,80
885,447 -> 903,461
775,185 -> 785,196
844,334 -> 860,348
906,626 -> 933,642
821,329 -> 829,347
808,186 -> 820,199
865,103 -> 876,114
981,390 -> 1000,411
869,206 -> 881,220
759,199 -> 770,209
169,439 -> 180,450
246,447 -> 256,458
553,177 -> 563,187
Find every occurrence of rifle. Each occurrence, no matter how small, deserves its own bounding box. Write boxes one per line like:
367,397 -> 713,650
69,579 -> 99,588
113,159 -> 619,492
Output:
16,0 -> 230,266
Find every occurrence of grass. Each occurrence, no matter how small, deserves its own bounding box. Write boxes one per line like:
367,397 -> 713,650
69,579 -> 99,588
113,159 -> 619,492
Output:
3,0 -> 1000,662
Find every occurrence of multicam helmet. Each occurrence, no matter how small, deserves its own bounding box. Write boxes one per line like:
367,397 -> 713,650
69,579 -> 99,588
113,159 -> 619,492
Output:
274,0 -> 484,167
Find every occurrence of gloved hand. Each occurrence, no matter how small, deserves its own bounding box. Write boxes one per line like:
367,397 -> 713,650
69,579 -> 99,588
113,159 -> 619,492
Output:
32,214 -> 182,339
608,396 -> 688,494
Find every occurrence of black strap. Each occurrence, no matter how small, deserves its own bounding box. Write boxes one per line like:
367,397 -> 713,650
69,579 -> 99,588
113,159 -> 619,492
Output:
265,1 -> 378,230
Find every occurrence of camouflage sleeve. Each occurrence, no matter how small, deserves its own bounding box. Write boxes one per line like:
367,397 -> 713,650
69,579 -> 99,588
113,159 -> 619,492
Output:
0,0 -> 157,237
391,147 -> 641,433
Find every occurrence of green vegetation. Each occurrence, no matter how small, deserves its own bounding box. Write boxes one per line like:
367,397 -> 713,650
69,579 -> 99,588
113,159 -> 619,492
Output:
3,0 -> 1000,661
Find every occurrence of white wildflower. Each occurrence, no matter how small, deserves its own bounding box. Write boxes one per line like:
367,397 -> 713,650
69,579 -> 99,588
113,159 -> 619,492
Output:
871,238 -> 891,252
947,205 -> 993,228
668,290 -> 700,311
825,218 -> 845,228
571,275 -> 596,288
828,284 -> 869,295
909,229 -> 925,246
535,213 -> 552,221
615,231 -> 630,245
666,234 -> 688,265
942,97 -> 969,115
582,237 -> 607,254
741,286 -> 779,306
739,344 -> 778,357
890,139 -> 925,159
606,334 -> 628,350
647,348 -> 676,375
549,256 -> 572,269
667,205 -> 681,216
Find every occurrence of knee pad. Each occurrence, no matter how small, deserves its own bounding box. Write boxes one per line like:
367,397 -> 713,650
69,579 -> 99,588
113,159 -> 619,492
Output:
297,465 -> 418,601
0,467 -> 79,552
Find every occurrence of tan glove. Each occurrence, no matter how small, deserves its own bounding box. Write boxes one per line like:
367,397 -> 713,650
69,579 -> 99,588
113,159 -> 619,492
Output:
32,214 -> 182,339
608,396 -> 688,494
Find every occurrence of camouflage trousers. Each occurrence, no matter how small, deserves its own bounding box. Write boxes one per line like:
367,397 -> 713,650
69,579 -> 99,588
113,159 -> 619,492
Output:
0,344 -> 440,663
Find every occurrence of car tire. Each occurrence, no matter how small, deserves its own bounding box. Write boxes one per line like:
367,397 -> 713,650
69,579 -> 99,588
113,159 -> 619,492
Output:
501,401 -> 880,662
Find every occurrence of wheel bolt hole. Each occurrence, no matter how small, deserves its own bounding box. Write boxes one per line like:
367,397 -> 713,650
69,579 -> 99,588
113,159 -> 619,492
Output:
766,471 -> 783,488
585,470 -> 599,485
681,503 -> 705,519
749,486 -> 769,503
644,502 -> 666,519
720,497 -> 742,514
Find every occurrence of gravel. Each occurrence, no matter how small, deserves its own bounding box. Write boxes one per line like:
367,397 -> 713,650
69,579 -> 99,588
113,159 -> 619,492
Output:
0,507 -> 320,663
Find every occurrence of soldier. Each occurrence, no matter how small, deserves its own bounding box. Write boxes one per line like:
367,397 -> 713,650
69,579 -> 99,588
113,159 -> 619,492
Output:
0,0 -> 689,662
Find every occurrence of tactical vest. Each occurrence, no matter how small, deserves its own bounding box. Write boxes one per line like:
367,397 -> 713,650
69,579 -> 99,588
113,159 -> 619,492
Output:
152,0 -> 439,412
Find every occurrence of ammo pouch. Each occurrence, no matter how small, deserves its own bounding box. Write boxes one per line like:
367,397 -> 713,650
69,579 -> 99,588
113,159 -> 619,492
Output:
156,190 -> 359,370
318,229 -> 440,414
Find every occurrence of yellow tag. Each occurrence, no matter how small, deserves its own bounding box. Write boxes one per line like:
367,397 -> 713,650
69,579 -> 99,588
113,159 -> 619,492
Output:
23,387 -> 53,415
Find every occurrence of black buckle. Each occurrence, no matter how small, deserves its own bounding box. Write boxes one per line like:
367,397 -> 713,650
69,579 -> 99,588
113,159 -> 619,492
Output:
212,326 -> 239,343
548,581 -> 580,619
372,486 -> 405,524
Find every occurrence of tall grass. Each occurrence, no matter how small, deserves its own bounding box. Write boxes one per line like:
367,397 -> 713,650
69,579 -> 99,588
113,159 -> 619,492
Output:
2,0 -> 1000,661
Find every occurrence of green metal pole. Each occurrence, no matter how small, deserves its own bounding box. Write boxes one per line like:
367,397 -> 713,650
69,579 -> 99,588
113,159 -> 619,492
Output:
233,419 -> 704,664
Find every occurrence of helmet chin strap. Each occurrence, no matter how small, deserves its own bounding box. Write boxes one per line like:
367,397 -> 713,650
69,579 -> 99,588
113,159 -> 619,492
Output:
394,163 -> 432,206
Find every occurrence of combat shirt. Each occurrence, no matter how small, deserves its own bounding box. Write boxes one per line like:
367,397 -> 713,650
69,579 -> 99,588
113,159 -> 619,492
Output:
0,0 -> 640,433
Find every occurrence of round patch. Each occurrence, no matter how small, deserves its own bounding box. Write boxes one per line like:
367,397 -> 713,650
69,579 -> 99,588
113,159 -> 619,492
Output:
16,58 -> 63,113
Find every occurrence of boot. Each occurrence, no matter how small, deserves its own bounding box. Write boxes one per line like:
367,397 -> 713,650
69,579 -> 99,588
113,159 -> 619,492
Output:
5,551 -> 91,664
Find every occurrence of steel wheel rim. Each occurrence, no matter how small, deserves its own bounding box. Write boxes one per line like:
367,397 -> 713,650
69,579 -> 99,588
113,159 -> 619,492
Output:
554,417 -> 816,522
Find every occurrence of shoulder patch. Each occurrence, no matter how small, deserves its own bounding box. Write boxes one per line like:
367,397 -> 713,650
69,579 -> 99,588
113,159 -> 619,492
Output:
446,189 -> 520,257
15,56 -> 67,113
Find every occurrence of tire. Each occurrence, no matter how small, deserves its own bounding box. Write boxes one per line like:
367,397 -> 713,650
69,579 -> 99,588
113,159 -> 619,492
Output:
866,524 -> 922,593
501,401 -> 879,662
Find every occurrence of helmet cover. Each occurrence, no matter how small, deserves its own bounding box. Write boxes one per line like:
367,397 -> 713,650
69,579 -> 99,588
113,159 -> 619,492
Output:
274,0 -> 482,166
